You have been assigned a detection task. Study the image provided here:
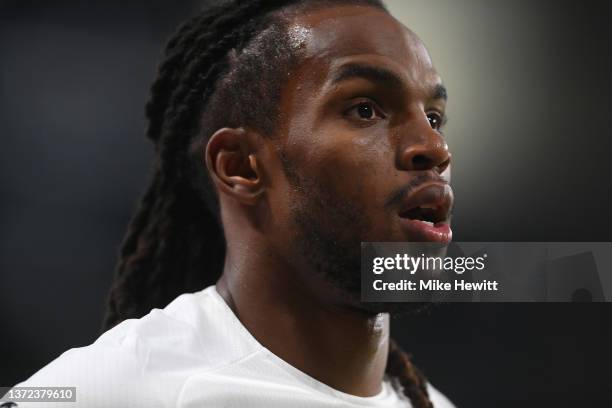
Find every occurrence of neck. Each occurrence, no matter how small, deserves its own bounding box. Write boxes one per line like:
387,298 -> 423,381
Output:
216,237 -> 389,397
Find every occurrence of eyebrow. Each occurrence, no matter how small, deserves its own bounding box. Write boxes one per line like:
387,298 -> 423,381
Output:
432,83 -> 448,101
330,63 -> 405,90
330,63 -> 448,101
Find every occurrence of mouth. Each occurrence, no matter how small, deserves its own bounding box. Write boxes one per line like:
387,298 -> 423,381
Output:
397,183 -> 453,243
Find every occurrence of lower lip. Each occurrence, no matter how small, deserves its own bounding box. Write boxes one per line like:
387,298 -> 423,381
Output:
399,219 -> 452,243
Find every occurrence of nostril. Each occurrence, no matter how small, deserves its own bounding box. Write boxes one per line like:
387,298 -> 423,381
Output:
411,154 -> 431,169
401,145 -> 450,172
437,157 -> 451,173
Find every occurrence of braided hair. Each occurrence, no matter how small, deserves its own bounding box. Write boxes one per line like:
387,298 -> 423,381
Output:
103,1 -> 433,406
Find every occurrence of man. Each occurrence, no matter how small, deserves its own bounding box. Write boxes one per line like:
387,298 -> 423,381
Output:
12,0 -> 454,407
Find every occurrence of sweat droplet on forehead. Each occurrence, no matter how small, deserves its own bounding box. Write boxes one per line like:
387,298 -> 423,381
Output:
287,25 -> 312,50
288,6 -> 435,79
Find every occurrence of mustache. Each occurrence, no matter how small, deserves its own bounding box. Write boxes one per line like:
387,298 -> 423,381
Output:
384,173 -> 450,210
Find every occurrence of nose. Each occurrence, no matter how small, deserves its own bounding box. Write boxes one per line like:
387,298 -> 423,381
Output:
398,126 -> 451,174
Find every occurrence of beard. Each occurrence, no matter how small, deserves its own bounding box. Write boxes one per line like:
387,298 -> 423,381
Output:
280,154 -> 431,317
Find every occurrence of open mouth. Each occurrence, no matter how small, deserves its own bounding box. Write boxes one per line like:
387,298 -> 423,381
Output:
399,203 -> 447,227
397,183 -> 453,243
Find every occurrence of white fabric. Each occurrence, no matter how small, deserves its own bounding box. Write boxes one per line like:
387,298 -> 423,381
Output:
14,286 -> 455,407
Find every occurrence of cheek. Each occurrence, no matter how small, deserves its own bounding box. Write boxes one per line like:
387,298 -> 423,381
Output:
308,131 -> 395,215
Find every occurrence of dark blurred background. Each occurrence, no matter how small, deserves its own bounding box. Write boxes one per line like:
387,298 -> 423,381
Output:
1,1 -> 611,407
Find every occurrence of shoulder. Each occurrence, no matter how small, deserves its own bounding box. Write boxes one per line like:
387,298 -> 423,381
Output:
427,382 -> 456,408
13,287 -> 249,408
13,336 -> 162,408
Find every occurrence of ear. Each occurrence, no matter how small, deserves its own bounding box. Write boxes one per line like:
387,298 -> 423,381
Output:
205,127 -> 264,206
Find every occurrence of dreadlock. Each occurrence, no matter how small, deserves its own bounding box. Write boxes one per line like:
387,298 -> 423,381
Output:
103,1 -> 434,406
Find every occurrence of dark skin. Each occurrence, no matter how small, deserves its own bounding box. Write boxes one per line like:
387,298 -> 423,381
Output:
206,5 -> 452,398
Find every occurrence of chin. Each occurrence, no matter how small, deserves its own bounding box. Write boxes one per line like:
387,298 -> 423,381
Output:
355,300 -> 434,317
336,284 -> 433,317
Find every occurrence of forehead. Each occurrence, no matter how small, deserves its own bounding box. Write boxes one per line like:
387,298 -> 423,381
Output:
285,5 -> 440,87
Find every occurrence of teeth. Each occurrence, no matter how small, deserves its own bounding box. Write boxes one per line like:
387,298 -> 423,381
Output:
419,220 -> 434,227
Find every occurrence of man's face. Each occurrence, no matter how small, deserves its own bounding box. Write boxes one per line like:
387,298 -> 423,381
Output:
266,5 -> 453,310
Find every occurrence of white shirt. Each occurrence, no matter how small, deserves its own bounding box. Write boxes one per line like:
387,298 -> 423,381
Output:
13,286 -> 455,407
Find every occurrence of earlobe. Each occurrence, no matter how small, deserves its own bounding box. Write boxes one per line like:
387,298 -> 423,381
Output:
205,128 -> 265,206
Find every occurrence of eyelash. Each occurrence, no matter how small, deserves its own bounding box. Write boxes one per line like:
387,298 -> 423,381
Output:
343,99 -> 447,132
343,99 -> 386,124
426,111 -> 446,132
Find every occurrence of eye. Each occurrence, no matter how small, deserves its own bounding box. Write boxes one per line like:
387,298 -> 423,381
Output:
427,112 -> 444,130
346,101 -> 385,122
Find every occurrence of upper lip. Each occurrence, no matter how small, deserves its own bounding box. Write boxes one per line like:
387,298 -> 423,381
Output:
397,182 -> 453,224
